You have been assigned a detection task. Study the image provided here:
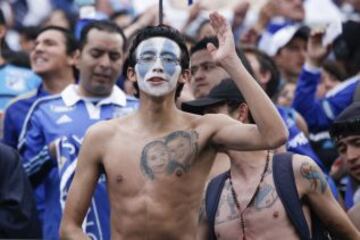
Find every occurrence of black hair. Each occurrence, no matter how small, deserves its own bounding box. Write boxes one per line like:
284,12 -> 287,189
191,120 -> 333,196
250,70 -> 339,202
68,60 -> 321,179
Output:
127,24 -> 189,71
330,102 -> 360,141
110,9 -> 132,21
36,26 -> 78,56
79,20 -> 127,52
191,36 -> 255,78
333,21 -> 360,77
127,24 -> 190,99
243,46 -> 281,99
0,9 -> 5,26
322,60 -> 346,82
19,25 -> 40,41
190,36 -> 219,56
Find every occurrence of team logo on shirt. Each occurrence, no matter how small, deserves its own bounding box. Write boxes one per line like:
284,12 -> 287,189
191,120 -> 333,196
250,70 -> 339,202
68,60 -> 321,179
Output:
56,114 -> 73,124
5,77 -> 26,92
50,105 -> 75,113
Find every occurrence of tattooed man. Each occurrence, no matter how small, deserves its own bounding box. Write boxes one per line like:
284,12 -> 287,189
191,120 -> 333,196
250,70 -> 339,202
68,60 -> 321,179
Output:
60,12 -> 288,239
183,79 -> 360,240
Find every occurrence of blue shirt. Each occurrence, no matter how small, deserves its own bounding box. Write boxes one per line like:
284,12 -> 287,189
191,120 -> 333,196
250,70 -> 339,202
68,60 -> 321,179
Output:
2,85 -> 48,148
292,67 -> 360,133
18,84 -> 138,239
0,64 -> 41,112
56,135 -> 110,240
277,106 -> 325,170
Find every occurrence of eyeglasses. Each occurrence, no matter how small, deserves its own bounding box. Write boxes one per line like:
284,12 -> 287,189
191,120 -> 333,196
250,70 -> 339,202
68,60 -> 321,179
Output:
136,54 -> 180,66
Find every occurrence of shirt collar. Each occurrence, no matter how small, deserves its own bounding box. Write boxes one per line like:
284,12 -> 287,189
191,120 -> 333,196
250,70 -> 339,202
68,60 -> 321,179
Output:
61,84 -> 127,107
36,84 -> 49,97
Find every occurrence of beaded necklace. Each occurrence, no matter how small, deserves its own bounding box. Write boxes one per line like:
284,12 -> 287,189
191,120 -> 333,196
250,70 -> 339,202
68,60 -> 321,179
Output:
228,150 -> 270,240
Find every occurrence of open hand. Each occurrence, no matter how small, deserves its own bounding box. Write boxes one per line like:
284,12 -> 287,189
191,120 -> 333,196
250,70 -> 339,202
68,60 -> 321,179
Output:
207,12 -> 236,63
306,29 -> 331,67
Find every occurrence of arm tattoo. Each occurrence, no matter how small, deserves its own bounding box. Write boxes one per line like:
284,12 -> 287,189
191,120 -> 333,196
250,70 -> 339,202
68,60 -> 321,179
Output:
140,130 -> 199,180
300,162 -> 327,193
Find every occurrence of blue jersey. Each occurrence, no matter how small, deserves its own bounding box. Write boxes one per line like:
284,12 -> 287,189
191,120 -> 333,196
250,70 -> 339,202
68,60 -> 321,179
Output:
18,84 -> 138,239
277,106 -> 326,171
292,67 -> 360,132
56,135 -> 110,240
2,85 -> 48,148
0,64 -> 41,112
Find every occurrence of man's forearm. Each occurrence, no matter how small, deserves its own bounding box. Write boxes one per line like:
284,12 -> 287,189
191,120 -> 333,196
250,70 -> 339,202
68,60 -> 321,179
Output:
222,56 -> 288,148
59,224 -> 89,240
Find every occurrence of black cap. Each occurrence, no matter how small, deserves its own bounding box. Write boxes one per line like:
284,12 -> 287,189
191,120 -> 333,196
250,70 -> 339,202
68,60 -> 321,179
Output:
330,101 -> 360,141
182,78 -> 245,115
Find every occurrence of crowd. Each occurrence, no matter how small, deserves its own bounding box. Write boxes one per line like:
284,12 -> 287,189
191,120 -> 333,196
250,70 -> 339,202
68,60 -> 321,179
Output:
0,0 -> 360,239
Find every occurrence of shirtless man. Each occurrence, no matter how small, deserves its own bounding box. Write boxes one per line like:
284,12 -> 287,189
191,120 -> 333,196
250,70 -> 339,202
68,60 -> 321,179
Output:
183,79 -> 360,240
59,12 -> 288,239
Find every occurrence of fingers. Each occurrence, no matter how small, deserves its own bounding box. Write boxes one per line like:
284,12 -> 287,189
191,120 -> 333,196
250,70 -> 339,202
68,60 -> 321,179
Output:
206,42 -> 217,54
310,28 -> 325,38
209,12 -> 226,30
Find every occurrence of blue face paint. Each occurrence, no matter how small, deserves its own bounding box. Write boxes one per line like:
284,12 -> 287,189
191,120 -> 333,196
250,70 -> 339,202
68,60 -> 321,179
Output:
160,39 -> 178,77
135,37 -> 181,97
137,45 -> 156,79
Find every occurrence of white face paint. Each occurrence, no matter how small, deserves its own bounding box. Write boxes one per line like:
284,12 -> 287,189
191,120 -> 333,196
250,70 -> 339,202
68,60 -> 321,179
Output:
135,37 -> 182,97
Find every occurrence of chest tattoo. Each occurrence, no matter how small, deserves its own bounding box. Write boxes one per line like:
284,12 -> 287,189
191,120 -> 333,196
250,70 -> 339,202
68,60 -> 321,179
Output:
140,130 -> 199,180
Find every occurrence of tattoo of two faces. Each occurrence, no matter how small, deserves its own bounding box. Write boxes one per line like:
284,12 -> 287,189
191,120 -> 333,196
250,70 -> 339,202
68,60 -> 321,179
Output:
140,130 -> 199,180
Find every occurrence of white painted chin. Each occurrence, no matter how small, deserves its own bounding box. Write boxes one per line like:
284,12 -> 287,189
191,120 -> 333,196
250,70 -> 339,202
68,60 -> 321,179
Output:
139,80 -> 177,97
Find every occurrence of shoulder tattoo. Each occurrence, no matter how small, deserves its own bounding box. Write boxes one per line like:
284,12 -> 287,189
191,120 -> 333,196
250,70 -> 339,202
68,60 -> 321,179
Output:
300,162 -> 327,194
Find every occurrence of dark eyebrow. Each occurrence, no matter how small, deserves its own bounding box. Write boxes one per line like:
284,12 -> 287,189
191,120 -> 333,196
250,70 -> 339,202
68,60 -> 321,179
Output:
140,50 -> 156,55
160,51 -> 177,57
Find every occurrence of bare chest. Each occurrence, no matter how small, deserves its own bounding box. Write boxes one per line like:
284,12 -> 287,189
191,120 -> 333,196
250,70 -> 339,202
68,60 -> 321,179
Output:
214,177 -> 298,240
102,129 -> 214,193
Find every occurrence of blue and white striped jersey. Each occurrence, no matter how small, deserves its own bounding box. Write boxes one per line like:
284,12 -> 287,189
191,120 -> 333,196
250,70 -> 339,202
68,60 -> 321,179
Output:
56,135 -> 110,240
18,84 -> 138,240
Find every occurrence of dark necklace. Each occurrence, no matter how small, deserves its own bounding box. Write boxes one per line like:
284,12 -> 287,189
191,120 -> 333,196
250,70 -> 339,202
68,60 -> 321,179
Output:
228,150 -> 270,240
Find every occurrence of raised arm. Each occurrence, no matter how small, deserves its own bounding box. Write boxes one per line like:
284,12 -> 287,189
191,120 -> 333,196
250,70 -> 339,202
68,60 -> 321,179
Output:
293,154 -> 360,239
208,12 -> 288,150
59,125 -> 104,239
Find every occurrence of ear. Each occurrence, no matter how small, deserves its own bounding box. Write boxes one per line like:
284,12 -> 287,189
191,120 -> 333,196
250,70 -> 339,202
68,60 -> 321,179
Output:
68,49 -> 80,67
74,50 -> 81,70
259,70 -> 271,86
127,67 -> 137,83
236,103 -> 250,123
179,69 -> 191,84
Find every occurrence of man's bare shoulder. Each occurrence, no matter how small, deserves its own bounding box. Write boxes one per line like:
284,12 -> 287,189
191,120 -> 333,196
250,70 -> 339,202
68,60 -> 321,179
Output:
85,115 -> 133,142
291,153 -> 328,195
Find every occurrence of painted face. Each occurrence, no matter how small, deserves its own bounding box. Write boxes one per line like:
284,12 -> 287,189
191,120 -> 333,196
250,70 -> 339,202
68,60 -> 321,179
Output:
135,37 -> 181,97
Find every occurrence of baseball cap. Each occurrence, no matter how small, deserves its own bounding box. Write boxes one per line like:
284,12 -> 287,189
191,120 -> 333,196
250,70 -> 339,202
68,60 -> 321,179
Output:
182,78 -> 245,115
262,24 -> 309,57
330,101 -> 360,141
